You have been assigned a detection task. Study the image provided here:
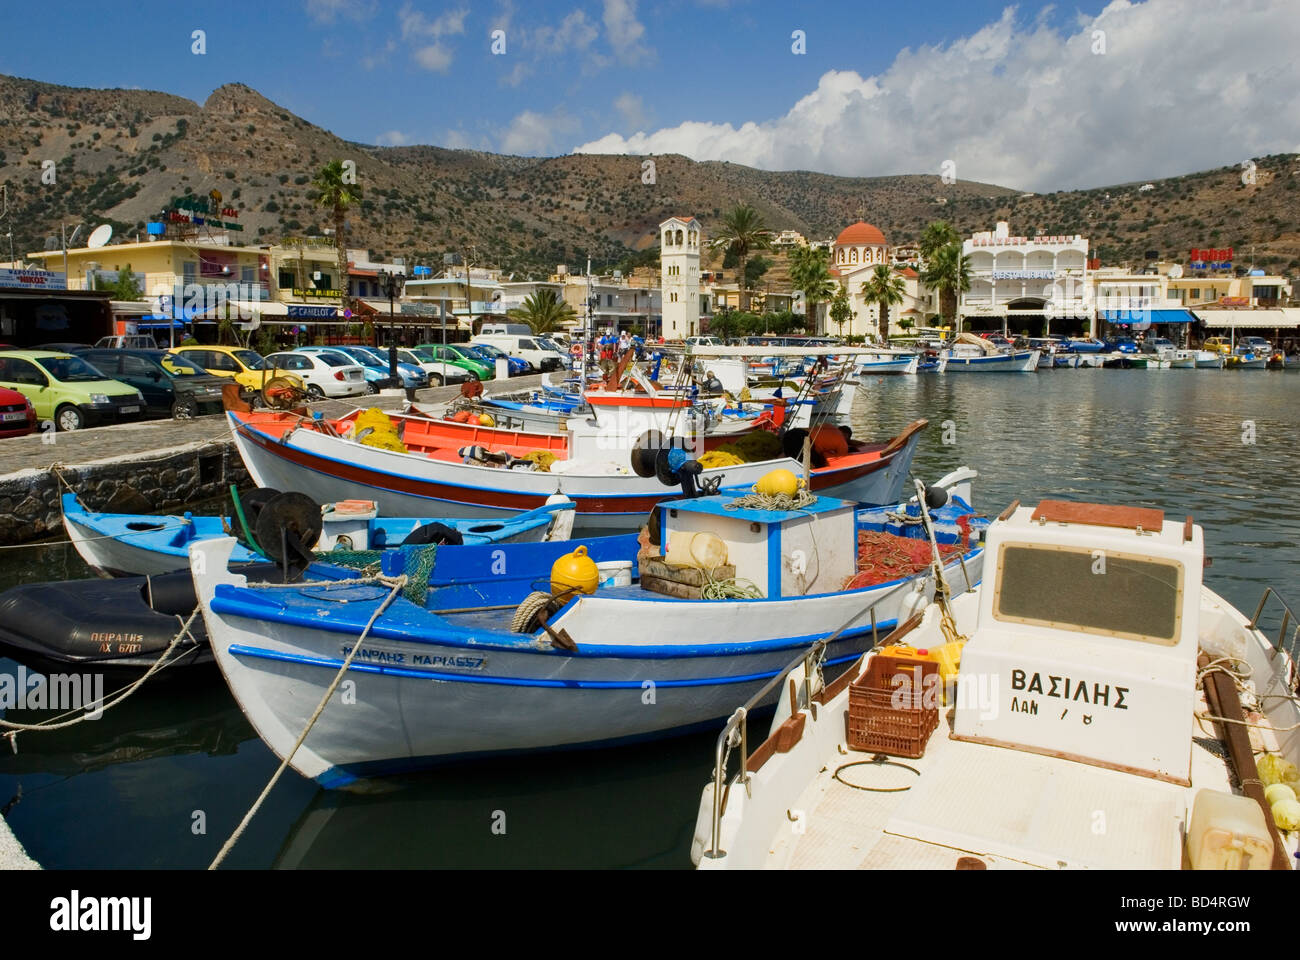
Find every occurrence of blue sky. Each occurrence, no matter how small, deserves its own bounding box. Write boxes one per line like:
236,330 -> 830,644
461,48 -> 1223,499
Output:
4,0 -> 1298,191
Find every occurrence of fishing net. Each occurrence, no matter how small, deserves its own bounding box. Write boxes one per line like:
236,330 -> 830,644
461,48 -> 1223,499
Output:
314,544 -> 439,606
842,531 -> 962,590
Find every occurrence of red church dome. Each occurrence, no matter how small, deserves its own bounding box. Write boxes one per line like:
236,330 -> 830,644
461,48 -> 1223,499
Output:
835,221 -> 887,246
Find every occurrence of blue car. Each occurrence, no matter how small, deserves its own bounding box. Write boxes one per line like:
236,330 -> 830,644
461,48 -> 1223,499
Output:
1105,337 -> 1139,354
312,345 -> 428,390
465,343 -> 528,377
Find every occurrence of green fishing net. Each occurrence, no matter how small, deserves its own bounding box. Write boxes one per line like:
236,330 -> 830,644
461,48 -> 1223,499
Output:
313,544 -> 439,607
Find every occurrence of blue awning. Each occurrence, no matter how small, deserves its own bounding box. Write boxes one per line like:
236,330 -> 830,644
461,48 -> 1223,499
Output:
1101,308 -> 1196,324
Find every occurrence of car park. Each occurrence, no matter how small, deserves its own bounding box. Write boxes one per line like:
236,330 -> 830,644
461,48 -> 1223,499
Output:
472,333 -> 565,372
264,350 -> 369,399
465,342 -> 527,376
77,348 -> 228,418
0,351 -> 145,431
334,345 -> 429,390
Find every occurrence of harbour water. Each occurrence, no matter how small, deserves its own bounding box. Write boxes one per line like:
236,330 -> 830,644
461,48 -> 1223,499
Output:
1,370 -> 1297,868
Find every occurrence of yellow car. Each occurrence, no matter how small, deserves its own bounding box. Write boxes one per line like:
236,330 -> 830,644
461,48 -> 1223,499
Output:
1201,337 -> 1232,356
172,345 -> 303,395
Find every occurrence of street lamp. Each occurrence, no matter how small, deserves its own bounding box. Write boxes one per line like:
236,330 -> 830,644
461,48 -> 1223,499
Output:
376,269 -> 406,387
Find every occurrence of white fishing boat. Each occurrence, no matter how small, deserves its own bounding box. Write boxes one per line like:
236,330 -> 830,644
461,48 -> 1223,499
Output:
1195,351 -> 1225,369
691,497 -> 1300,870
939,333 -> 1039,373
854,353 -> 919,378
190,472 -> 988,787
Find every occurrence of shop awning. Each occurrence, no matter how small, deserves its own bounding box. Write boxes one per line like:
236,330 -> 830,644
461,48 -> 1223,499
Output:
1192,308 -> 1300,329
1100,308 -> 1197,323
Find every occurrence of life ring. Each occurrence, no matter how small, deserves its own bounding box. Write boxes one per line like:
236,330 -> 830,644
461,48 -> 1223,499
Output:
570,343 -> 583,358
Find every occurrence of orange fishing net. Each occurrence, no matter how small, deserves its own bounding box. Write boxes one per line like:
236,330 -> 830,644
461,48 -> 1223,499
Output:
842,528 -> 967,590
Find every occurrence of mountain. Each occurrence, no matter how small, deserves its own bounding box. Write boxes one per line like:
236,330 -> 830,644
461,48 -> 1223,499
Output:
2,73 -> 1297,278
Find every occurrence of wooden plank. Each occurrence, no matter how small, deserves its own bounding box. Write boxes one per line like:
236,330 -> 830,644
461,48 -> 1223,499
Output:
640,574 -> 704,599
1031,499 -> 1164,533
996,499 -> 1020,522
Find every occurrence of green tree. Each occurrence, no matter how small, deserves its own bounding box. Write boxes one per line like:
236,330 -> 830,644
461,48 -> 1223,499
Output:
919,221 -> 961,261
920,243 -> 972,324
711,204 -> 772,312
106,266 -> 143,301
506,288 -> 577,334
860,264 -> 906,343
311,160 -> 362,309
744,255 -> 772,289
828,282 -> 853,337
788,246 -> 834,335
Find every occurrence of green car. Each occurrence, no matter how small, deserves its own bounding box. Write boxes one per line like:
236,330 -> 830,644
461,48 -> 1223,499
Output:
0,350 -> 146,431
415,343 -> 493,380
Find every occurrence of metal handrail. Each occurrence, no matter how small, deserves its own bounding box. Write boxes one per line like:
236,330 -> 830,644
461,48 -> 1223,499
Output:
1249,586 -> 1300,658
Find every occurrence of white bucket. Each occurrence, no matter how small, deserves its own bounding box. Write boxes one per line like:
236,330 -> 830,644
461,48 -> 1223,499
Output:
597,560 -> 634,588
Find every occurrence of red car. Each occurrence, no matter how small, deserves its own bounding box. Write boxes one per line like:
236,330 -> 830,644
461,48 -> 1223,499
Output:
0,386 -> 37,438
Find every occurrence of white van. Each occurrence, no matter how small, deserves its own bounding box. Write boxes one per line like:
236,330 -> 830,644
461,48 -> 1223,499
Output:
478,323 -> 533,337
471,334 -> 564,372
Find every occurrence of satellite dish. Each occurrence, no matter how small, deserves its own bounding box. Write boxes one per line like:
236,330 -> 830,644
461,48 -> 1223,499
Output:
87,224 -> 113,249
1167,264 -> 1184,279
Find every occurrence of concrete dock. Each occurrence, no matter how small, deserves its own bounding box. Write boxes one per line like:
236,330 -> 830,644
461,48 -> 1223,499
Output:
0,814 -> 39,869
0,374 -> 548,545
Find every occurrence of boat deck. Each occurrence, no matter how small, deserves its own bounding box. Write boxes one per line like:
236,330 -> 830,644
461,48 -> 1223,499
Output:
768,688 -> 1235,870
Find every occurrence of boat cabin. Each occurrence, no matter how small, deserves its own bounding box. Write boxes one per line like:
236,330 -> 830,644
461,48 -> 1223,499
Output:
953,500 -> 1201,784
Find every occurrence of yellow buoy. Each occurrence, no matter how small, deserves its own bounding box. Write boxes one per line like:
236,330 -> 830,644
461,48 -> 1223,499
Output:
754,468 -> 802,498
550,544 -> 599,596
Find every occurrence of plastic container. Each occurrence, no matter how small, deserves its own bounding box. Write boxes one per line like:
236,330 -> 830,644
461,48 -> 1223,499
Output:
847,653 -> 940,758
1186,788 -> 1274,870
665,531 -> 728,570
927,641 -> 964,705
596,560 -> 634,588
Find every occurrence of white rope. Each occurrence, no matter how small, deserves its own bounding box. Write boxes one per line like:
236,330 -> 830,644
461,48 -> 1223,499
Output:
208,573 -> 408,870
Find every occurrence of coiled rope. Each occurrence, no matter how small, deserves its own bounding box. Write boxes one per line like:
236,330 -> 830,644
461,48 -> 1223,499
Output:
724,489 -> 818,512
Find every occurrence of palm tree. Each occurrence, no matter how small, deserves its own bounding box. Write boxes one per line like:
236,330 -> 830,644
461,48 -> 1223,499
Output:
860,264 -> 906,343
919,221 -> 961,262
920,243 -> 972,325
311,160 -> 362,310
711,204 -> 772,312
788,245 -> 835,334
507,288 -> 577,335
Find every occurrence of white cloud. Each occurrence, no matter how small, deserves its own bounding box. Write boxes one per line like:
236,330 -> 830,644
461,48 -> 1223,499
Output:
500,108 -> 580,156
602,0 -> 651,64
375,130 -> 411,146
573,0 -> 1300,192
413,43 -> 454,72
304,0 -> 376,23
533,9 -> 599,55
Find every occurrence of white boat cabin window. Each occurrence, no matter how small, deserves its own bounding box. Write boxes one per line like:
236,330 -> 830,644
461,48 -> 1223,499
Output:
993,543 -> 1183,646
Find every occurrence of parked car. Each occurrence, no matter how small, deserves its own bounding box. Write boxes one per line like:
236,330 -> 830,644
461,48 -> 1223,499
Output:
264,350 -> 369,399
0,386 -> 37,438
296,345 -> 426,391
94,335 -> 159,349
1239,336 -> 1273,354
414,343 -> 493,381
77,348 -> 228,419
394,348 -> 470,386
465,342 -> 527,376
471,334 -> 563,372
685,336 -> 725,348
171,345 -> 304,396
0,351 -> 145,431
1105,337 -> 1139,354
1201,336 -> 1233,356
478,323 -> 533,337
1138,337 -> 1177,355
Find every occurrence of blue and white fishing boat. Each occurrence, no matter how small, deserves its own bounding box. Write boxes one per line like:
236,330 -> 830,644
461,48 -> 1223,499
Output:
191,471 -> 987,787
939,333 -> 1039,373
61,492 -> 575,578
854,352 -> 919,378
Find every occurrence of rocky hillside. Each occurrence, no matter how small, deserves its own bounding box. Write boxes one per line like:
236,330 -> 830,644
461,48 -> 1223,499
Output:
2,73 -> 1297,278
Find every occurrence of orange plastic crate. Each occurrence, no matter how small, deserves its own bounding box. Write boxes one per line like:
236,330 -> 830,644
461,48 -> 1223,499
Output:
846,653 -> 939,758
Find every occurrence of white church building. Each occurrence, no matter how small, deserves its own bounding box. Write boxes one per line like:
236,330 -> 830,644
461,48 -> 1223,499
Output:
828,220 -> 934,339
660,216 -> 701,339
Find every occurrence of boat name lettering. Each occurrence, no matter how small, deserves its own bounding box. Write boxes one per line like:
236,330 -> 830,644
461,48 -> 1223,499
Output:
90,632 -> 145,645
1010,669 -> 1127,709
340,646 -> 486,671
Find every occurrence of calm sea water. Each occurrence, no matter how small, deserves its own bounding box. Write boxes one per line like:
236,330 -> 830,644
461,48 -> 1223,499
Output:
1,369 -> 1297,868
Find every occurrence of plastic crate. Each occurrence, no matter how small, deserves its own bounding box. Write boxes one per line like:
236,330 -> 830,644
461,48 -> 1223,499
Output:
846,653 -> 940,758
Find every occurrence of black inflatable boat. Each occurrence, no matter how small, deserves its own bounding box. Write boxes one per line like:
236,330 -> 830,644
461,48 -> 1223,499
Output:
0,563 -> 290,676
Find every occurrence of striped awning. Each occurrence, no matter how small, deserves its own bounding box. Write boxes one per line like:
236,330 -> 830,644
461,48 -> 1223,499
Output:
1192,307 -> 1300,329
